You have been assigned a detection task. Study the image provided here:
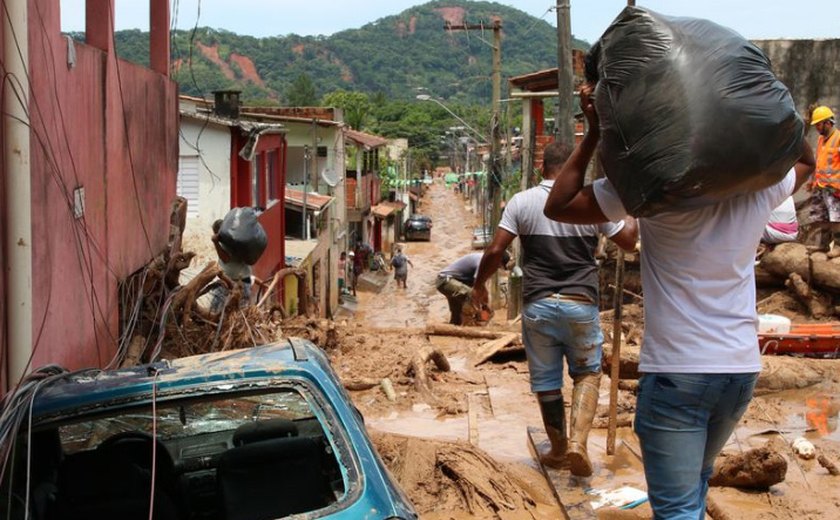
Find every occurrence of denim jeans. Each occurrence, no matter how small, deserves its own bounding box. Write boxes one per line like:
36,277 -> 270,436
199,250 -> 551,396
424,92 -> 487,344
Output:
521,296 -> 603,392
634,372 -> 759,519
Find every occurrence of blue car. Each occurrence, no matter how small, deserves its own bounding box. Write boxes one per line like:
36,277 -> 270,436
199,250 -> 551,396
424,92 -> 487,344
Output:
1,340 -> 417,520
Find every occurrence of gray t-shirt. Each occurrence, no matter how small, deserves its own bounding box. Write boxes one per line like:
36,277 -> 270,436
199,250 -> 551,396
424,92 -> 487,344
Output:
439,253 -> 483,286
499,180 -> 623,305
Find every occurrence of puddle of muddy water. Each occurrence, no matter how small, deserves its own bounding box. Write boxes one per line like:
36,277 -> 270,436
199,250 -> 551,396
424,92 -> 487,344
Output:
368,407 -> 467,442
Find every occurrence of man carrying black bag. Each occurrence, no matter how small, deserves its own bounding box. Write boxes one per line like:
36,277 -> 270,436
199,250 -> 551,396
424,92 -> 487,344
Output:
210,208 -> 268,311
544,85 -> 814,519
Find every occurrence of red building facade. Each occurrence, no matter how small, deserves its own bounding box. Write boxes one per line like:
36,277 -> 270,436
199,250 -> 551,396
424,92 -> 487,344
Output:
1,0 -> 178,387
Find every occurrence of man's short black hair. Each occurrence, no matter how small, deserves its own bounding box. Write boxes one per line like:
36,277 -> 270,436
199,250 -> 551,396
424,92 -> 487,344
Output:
543,142 -> 575,174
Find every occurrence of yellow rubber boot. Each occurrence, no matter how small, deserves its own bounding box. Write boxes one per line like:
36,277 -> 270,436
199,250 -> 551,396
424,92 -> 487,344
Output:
566,372 -> 601,477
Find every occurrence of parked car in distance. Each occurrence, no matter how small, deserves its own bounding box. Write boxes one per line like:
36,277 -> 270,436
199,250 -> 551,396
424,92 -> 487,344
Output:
4,340 -> 417,520
471,226 -> 492,249
405,215 -> 432,241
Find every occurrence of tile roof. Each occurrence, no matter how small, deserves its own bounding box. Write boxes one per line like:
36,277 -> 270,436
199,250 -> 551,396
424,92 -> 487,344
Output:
285,188 -> 334,211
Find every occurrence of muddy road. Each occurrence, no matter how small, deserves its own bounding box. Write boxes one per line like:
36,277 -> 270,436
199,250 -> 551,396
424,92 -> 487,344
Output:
354,181 -> 480,327
333,180 -> 840,520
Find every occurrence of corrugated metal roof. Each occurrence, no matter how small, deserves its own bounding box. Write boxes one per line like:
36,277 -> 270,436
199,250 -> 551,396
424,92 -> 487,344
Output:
344,128 -> 389,149
285,189 -> 335,211
508,51 -> 586,92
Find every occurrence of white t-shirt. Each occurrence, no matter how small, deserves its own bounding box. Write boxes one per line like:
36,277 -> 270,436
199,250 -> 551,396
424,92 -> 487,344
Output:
593,170 -> 796,373
762,196 -> 798,244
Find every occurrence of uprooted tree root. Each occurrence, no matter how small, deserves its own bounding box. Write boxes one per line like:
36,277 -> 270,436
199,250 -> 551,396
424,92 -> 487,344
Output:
372,432 -> 539,518
122,258 -> 289,361
116,197 -> 305,364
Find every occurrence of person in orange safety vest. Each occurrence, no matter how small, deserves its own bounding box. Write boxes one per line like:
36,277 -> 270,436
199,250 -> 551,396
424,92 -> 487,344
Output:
804,105 -> 840,252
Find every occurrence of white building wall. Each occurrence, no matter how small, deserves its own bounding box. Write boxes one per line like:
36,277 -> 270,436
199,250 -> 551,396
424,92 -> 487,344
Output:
179,118 -> 232,233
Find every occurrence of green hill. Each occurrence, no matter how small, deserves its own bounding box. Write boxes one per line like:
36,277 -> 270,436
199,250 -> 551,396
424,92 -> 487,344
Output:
114,0 -> 589,106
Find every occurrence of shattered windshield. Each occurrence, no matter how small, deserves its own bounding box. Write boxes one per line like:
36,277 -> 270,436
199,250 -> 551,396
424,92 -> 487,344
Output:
58,387 -> 315,453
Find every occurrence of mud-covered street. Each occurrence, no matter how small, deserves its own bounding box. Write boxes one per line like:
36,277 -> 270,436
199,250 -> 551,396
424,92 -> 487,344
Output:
353,181 -> 480,328
321,180 -> 840,520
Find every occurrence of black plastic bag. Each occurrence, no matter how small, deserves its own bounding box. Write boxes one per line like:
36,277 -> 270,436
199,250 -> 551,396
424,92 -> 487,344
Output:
218,208 -> 268,265
586,7 -> 804,217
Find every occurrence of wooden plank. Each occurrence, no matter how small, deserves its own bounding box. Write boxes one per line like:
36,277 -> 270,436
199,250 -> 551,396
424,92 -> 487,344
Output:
527,426 -> 597,520
473,332 -> 520,366
425,323 -> 504,339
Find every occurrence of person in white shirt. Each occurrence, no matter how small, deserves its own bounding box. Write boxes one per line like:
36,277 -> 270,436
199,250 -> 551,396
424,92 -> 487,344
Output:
543,84 -> 815,519
762,196 -> 799,244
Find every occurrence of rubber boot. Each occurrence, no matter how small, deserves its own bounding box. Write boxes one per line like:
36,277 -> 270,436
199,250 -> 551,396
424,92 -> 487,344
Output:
566,372 -> 601,477
537,393 -> 568,469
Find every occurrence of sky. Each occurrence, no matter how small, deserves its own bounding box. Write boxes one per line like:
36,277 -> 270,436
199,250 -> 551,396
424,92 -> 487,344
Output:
60,0 -> 838,44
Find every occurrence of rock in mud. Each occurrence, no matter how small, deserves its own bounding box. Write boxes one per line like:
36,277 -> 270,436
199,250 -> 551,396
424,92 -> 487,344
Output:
709,447 -> 787,489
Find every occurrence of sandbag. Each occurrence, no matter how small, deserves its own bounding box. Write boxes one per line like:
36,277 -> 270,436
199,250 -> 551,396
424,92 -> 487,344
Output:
586,7 -> 804,217
218,208 -> 268,265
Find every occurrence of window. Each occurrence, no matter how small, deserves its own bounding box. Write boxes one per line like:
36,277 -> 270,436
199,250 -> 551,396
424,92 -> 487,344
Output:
40,386 -> 347,518
177,156 -> 200,218
312,260 -> 321,300
252,153 -> 263,209
267,150 -> 279,202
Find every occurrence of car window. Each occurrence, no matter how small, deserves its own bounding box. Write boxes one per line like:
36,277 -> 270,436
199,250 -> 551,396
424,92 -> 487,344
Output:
58,389 -> 315,452
24,385 -> 355,519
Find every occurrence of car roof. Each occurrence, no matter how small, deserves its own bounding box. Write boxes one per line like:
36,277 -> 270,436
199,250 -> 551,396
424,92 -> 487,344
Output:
31,340 -> 331,419
408,214 -> 431,220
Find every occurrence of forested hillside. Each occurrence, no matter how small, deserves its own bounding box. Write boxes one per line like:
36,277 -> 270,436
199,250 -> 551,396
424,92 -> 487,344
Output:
112,0 -> 588,106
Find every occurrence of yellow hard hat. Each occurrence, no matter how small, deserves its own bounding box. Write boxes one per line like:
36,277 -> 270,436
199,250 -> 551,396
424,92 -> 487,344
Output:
811,106 -> 835,125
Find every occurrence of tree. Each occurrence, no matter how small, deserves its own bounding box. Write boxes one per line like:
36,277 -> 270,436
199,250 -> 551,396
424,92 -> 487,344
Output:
321,90 -> 371,130
285,73 -> 318,106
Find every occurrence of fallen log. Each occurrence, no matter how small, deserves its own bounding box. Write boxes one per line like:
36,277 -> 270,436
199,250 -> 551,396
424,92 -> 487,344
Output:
473,333 -> 520,366
761,242 -> 840,293
409,346 -> 451,393
344,378 -> 380,391
818,454 -> 840,476
709,447 -> 787,489
425,323 -> 504,340
786,273 -> 831,318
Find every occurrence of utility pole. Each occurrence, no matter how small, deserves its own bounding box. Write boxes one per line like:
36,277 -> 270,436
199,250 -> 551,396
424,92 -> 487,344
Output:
303,145 -> 310,240
445,19 -> 504,307
556,0 -> 574,146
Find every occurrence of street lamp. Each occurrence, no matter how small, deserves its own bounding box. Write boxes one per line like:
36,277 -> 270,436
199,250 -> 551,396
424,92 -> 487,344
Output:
416,94 -> 487,143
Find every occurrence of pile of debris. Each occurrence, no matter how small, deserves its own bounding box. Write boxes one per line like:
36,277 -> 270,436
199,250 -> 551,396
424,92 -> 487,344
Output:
116,198 -> 304,365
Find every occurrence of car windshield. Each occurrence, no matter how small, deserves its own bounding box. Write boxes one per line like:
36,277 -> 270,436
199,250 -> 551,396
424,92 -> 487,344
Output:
17,384 -> 354,519
58,389 -> 315,451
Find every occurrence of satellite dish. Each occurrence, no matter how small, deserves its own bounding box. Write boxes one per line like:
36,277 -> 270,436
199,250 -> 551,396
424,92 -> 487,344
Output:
321,168 -> 339,188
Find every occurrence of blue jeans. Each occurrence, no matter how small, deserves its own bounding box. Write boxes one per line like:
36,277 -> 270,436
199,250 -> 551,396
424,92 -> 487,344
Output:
521,297 -> 603,392
634,372 -> 759,519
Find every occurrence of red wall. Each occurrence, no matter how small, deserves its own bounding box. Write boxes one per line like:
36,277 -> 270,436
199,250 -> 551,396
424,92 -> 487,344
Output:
25,1 -> 177,370
230,132 -> 287,281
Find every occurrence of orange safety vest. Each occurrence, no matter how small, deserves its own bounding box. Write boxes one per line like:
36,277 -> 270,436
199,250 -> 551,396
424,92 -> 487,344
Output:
813,128 -> 840,192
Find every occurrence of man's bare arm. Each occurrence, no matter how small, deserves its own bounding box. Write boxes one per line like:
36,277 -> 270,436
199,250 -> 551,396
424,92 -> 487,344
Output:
472,228 -> 517,306
543,84 -> 610,225
793,139 -> 816,193
610,217 -> 638,252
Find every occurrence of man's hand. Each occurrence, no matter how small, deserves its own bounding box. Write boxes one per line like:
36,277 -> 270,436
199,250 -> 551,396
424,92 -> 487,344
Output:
579,83 -> 599,131
471,284 -> 489,309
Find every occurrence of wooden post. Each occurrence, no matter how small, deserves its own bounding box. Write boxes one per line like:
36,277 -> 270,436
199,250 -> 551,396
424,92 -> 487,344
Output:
606,250 -> 625,455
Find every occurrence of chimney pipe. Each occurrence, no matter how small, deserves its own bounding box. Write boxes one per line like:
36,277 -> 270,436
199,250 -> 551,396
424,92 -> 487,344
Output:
213,90 -> 241,119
